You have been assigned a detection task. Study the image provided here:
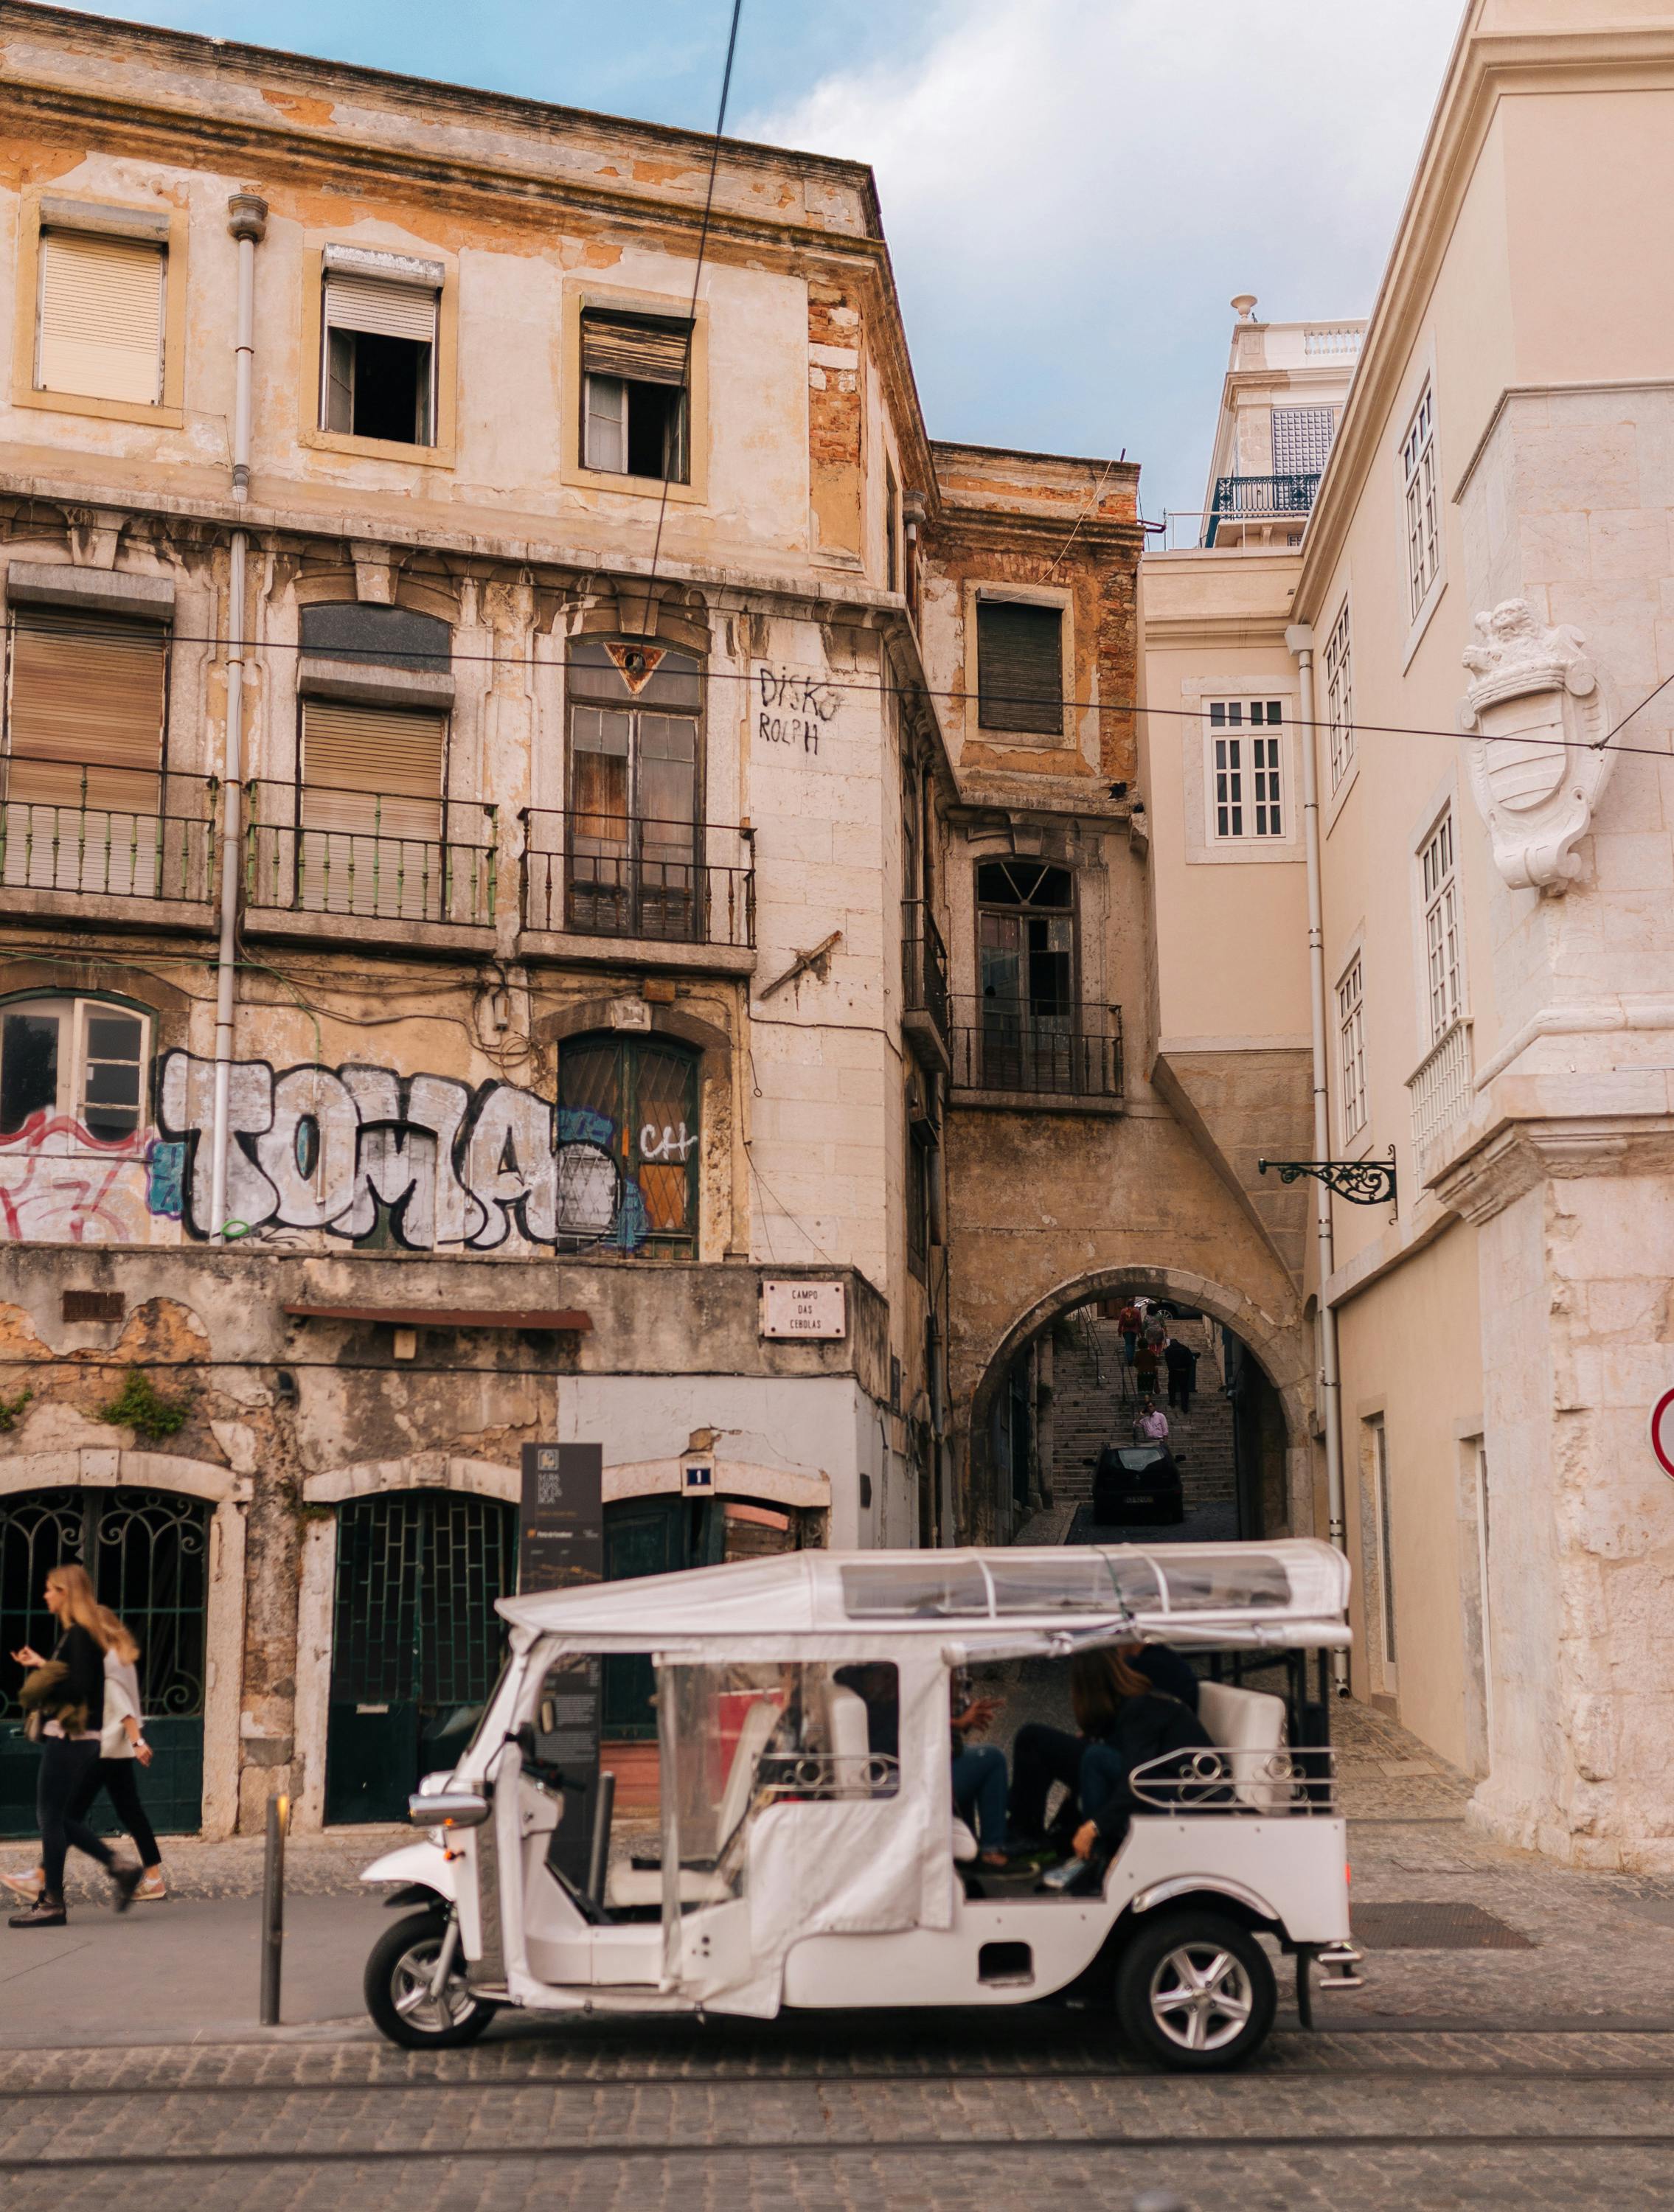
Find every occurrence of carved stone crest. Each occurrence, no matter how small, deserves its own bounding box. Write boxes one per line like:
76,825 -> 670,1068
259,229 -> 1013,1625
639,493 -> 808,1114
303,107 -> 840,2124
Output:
1458,599 -> 1614,894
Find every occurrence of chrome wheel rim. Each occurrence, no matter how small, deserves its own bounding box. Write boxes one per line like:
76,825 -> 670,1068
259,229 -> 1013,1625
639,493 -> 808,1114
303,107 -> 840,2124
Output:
1147,1941 -> 1254,2053
389,1936 -> 476,2034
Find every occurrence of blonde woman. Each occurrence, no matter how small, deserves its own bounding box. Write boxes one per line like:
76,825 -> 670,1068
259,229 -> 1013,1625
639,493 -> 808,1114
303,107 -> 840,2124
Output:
7,1565 -> 145,1927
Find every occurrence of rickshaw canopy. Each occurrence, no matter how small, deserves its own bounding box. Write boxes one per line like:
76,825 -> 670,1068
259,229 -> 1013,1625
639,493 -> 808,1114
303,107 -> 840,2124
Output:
499,1537 -> 1352,1655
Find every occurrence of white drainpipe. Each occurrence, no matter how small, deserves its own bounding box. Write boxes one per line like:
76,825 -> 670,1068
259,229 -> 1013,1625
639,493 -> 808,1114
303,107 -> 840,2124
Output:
1286,622 -> 1349,1692
208,193 -> 266,1240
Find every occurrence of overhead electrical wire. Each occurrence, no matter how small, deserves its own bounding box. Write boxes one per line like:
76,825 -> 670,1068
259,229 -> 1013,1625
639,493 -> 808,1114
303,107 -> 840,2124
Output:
7,611 -> 1672,762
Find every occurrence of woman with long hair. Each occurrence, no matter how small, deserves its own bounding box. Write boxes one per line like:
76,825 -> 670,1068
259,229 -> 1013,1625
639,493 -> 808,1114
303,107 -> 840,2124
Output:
7,1565 -> 145,1927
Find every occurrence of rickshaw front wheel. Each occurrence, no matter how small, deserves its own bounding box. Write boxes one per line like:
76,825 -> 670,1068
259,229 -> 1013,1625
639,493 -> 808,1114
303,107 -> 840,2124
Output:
1113,1910 -> 1276,2071
365,1909 -> 496,2049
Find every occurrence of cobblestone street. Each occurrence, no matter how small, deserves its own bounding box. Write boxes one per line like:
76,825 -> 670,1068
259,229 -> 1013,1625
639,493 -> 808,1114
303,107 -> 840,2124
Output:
6,1690 -> 1674,2210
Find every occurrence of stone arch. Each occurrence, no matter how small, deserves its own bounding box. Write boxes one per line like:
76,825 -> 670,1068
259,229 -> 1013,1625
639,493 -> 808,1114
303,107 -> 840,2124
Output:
965,1263 -> 1313,1541
294,1452 -> 518,1832
0,1447 -> 247,1837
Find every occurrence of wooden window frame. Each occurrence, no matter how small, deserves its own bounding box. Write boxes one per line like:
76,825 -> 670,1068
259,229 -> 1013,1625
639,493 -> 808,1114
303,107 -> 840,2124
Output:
1336,952 -> 1367,1147
962,582 -> 1073,751
1324,597 -> 1355,795
297,246 -> 458,469
1204,698 -> 1286,844
0,990 -> 153,1146
560,283 -> 709,507
11,189 -> 187,429
1419,804 -> 1465,1046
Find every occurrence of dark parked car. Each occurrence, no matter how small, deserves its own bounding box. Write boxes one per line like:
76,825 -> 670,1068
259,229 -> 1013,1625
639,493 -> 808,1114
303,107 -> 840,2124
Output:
1090,1441 -> 1186,1525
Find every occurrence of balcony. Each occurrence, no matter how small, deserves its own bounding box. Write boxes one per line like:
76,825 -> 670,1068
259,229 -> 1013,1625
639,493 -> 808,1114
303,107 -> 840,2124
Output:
1204,471 -> 1322,547
0,759 -> 218,926
949,996 -> 1124,1112
243,781 -> 497,949
900,901 -> 950,1073
518,809 -> 755,974
1408,1017 -> 1474,1186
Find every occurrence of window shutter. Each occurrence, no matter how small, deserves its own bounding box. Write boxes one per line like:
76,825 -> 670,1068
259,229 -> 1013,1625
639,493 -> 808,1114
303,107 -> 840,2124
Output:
6,612 -> 166,809
580,312 -> 692,386
322,273 -> 438,345
37,232 -> 165,405
300,699 -> 445,837
976,602 -> 1063,735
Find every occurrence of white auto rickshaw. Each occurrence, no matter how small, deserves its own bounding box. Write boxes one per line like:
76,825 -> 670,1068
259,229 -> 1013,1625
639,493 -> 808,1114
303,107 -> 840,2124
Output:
361,1539 -> 1364,2071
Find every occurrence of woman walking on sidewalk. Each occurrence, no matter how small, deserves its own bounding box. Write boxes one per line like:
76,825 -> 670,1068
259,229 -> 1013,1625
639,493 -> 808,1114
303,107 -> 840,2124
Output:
7,1566 -> 145,1928
4,1607 -> 166,1910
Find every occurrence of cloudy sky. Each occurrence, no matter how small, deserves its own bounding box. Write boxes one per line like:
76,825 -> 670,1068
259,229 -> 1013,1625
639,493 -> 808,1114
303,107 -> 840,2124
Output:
69,0 -> 1466,513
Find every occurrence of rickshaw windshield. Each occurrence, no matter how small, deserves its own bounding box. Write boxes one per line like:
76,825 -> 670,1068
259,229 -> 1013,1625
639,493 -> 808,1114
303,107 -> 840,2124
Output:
659,1659 -> 900,1905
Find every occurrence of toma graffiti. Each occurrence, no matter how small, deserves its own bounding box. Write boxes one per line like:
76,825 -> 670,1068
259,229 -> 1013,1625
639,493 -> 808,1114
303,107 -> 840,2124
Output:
157,1051 -> 662,1251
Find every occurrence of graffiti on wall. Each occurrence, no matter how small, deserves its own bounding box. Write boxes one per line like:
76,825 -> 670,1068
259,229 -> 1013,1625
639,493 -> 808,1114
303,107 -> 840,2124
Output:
0,1112 -> 184,1244
156,1051 -> 653,1251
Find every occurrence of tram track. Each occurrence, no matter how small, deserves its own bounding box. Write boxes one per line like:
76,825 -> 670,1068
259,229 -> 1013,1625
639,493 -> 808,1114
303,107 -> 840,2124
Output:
5,2129 -> 1674,2176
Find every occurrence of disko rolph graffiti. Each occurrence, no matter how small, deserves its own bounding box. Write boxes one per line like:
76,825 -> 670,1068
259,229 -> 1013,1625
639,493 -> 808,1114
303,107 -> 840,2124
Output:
153,1051 -> 687,1251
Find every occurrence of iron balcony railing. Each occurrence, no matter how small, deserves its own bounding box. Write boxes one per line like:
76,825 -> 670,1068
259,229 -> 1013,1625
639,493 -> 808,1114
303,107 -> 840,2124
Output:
0,757 -> 218,903
1204,470 -> 1322,546
950,995 -> 1124,1101
901,900 -> 950,1044
519,809 -> 754,949
245,780 -> 497,927
1408,1015 -> 1474,1185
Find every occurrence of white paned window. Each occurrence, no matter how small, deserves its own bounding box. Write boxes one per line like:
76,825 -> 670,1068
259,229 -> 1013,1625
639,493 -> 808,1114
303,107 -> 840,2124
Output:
36,231 -> 166,406
1420,807 -> 1464,1042
1337,956 -> 1366,1144
1207,700 -> 1285,841
1401,383 -> 1441,619
1324,599 -> 1354,792
1271,404 -> 1338,476
0,995 -> 149,1145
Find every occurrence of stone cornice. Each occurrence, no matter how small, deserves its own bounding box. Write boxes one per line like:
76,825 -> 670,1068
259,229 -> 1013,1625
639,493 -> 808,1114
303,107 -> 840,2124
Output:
1434,1111 -> 1674,1226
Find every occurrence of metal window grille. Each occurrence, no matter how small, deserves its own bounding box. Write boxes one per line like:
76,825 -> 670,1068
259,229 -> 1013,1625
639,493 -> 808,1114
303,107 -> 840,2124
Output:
1421,810 -> 1462,1042
1325,599 -> 1355,792
1271,404 -> 1338,475
1402,385 -> 1440,618
1337,958 -> 1366,1142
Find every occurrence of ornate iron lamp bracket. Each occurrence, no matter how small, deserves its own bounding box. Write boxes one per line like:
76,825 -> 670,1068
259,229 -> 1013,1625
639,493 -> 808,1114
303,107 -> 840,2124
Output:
1257,1147 -> 1397,1208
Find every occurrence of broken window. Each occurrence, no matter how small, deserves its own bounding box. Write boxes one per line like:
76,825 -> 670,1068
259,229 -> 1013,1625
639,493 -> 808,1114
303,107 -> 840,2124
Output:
975,599 -> 1063,737
35,228 -> 167,406
557,1033 -> 698,1257
565,638 -> 701,939
580,310 -> 691,482
321,252 -> 441,447
0,995 -> 147,1144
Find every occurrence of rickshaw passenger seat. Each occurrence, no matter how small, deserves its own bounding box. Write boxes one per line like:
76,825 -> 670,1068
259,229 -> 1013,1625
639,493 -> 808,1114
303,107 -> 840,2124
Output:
1195,1680 -> 1288,1809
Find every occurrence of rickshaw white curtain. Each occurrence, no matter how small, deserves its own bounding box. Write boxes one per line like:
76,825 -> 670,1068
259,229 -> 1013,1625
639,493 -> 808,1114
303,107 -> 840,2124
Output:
675,1649 -> 956,2018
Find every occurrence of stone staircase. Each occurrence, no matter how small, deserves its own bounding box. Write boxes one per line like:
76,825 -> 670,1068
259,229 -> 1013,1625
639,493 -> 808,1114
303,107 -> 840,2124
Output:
1049,1312 -> 1237,1515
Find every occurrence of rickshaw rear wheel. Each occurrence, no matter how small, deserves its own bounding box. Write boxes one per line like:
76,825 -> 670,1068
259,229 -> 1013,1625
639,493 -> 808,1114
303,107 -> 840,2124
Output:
1113,1910 -> 1276,2071
365,1909 -> 496,2049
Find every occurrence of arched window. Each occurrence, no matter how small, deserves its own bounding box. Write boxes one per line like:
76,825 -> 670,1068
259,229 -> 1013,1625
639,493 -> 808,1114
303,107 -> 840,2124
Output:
976,859 -> 1074,1016
557,1032 -> 698,1257
0,992 -> 149,1144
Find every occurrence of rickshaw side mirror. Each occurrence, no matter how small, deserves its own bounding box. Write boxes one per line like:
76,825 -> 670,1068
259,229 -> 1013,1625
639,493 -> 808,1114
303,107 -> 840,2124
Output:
409,1788 -> 490,1830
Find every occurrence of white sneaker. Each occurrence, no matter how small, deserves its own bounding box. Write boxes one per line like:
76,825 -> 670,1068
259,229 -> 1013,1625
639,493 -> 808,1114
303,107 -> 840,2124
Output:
133,1872 -> 167,1902
0,1868 -> 44,1901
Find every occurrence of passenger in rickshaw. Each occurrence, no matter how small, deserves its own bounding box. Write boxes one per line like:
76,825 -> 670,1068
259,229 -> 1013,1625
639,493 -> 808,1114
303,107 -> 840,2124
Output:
1011,1647 -> 1213,1885
837,1662 -> 1012,1870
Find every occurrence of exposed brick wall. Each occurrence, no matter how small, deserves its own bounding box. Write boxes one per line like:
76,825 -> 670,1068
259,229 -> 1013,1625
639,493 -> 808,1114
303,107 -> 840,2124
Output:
808,279 -> 864,563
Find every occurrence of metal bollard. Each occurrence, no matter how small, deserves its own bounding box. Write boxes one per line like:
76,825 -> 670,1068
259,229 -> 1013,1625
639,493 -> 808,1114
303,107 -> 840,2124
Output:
258,1789 -> 288,2027
586,1770 -> 617,1907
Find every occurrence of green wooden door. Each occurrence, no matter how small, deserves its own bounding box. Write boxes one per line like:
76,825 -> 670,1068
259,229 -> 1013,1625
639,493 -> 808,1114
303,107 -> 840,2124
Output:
600,1497 -> 720,1739
324,1491 -> 517,1826
0,1487 -> 208,1840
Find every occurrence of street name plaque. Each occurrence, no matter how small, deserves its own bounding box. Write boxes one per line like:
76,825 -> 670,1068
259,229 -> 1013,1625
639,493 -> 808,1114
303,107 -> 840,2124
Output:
518,1441 -> 603,1887
760,1278 -> 847,1339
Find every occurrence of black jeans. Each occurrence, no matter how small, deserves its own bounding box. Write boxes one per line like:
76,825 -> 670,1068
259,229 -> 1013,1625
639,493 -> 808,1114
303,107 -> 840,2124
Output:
68,1756 -> 160,1868
1167,1375 -> 1192,1413
1008,1722 -> 1088,1844
37,1736 -> 115,1899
